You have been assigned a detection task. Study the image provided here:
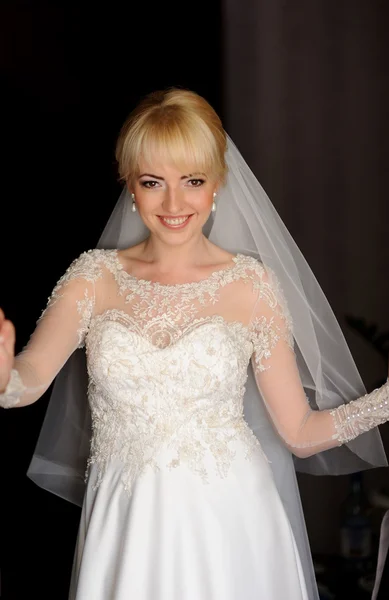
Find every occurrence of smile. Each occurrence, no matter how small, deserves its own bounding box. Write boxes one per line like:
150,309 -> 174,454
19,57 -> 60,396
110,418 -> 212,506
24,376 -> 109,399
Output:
158,215 -> 193,229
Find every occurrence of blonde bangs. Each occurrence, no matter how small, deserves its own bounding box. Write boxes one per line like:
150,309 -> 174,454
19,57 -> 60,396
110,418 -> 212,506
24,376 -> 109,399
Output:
138,118 -> 220,179
116,89 -> 227,184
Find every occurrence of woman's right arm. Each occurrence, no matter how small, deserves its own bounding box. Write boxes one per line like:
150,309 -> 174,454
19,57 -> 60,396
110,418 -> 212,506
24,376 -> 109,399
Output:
0,252 -> 100,408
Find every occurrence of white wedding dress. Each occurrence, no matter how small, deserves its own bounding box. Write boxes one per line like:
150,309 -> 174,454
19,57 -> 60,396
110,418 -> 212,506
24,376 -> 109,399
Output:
9,248 -> 358,599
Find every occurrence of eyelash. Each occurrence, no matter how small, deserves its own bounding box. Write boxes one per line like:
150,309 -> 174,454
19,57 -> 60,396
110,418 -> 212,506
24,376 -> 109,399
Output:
140,179 -> 205,189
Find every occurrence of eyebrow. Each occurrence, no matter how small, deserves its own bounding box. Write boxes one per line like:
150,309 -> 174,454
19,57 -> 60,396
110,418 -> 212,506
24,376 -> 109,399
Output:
138,172 -> 206,180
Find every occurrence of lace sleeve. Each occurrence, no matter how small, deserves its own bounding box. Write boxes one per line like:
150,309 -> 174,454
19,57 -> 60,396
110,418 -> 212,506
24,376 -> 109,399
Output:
0,251 -> 103,409
249,266 -> 389,457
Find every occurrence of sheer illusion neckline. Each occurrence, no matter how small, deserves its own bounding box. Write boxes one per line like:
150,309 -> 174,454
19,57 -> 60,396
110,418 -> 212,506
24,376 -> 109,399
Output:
113,250 -> 242,289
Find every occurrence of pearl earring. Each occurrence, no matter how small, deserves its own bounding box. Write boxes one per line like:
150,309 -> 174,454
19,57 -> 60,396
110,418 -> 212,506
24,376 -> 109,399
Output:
211,192 -> 217,213
131,193 -> 137,213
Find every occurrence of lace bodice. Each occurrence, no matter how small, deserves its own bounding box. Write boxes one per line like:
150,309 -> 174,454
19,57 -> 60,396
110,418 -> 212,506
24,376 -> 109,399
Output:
86,316 -> 261,491
72,250 -> 292,490
3,249 -> 389,492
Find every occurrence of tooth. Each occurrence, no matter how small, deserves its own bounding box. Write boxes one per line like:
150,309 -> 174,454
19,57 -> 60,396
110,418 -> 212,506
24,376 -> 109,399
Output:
162,216 -> 188,225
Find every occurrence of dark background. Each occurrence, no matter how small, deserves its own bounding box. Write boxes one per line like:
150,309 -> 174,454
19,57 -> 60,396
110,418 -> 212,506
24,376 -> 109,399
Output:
1,3 -> 224,599
1,1 -> 388,599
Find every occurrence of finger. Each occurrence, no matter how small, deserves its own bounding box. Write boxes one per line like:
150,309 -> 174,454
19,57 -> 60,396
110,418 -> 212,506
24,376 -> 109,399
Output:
2,320 -> 15,356
0,308 -> 4,327
0,342 -> 10,366
0,343 -> 11,390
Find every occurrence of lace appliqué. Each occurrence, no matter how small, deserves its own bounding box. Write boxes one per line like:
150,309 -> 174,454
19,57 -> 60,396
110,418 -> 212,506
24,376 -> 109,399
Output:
248,264 -> 295,371
38,249 -> 114,348
250,315 -> 294,372
76,289 -> 95,347
111,253 -> 249,347
106,251 -> 294,352
77,251 -> 287,493
330,380 -> 389,444
91,309 -> 252,350
85,315 -> 263,495
0,369 -> 25,408
86,410 -> 261,495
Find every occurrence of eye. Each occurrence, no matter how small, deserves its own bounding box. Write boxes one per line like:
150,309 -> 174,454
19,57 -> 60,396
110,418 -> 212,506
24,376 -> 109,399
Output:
140,180 -> 159,189
187,178 -> 205,187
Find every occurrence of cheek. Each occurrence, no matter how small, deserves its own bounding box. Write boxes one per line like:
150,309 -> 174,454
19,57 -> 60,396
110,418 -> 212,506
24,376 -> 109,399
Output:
193,191 -> 214,211
135,190 -> 161,211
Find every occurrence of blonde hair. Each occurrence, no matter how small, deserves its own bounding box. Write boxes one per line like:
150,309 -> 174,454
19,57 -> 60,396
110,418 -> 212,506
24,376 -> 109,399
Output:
115,88 -> 227,185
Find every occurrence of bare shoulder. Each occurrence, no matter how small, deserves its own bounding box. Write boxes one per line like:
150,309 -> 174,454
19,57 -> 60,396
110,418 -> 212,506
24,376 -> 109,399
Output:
116,242 -> 147,268
117,242 -> 144,259
199,241 -> 237,266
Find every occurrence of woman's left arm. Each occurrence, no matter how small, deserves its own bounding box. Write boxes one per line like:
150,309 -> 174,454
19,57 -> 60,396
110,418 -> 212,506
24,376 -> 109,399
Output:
250,269 -> 389,458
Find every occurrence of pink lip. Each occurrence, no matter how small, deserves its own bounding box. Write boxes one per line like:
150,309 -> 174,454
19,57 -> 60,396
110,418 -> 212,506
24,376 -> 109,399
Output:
157,214 -> 194,230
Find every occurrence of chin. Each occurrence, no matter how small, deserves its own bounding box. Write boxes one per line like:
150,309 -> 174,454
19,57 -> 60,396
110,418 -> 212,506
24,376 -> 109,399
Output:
159,231 -> 197,245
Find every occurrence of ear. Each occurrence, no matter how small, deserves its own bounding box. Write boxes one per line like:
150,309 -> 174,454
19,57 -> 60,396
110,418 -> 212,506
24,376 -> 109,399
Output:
213,180 -> 222,196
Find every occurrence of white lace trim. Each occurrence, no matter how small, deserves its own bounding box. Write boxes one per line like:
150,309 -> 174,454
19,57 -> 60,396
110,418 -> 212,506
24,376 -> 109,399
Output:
0,369 -> 25,408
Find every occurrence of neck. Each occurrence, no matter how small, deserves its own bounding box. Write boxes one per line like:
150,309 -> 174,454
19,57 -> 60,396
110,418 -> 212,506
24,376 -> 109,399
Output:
141,234 -> 214,272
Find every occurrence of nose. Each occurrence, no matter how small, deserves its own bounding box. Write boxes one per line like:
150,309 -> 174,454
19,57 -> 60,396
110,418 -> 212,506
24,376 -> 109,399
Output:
160,187 -> 185,215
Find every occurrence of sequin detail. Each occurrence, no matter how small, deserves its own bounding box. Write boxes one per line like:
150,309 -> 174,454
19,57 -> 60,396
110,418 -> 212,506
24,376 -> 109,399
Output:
330,381 -> 389,443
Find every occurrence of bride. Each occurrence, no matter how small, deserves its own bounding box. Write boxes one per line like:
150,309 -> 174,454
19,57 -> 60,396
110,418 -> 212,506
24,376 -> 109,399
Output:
1,88 -> 388,599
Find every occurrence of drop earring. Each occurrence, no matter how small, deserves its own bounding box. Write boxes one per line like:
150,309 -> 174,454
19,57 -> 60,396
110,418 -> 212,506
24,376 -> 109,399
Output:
131,193 -> 137,213
211,192 -> 217,212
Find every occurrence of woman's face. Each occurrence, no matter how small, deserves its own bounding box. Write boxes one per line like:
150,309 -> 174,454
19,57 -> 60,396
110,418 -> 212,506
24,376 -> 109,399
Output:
130,158 -> 218,246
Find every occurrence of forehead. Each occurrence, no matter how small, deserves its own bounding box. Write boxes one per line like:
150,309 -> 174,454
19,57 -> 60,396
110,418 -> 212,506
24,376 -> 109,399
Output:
135,130 -> 213,178
137,156 -> 205,178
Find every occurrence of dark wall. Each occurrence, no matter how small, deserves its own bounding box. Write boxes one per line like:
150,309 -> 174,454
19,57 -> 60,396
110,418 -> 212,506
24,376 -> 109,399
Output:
223,0 -> 389,560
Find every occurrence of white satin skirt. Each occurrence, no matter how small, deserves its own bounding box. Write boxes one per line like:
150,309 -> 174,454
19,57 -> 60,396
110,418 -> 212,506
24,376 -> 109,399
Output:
69,444 -> 309,599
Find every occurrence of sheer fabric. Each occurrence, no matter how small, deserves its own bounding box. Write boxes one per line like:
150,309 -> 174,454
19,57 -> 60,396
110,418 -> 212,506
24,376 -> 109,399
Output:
5,272 -> 96,407
3,249 -> 388,463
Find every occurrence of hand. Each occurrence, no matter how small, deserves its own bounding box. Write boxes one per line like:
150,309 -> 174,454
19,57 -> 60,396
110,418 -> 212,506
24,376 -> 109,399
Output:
0,308 -> 15,393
